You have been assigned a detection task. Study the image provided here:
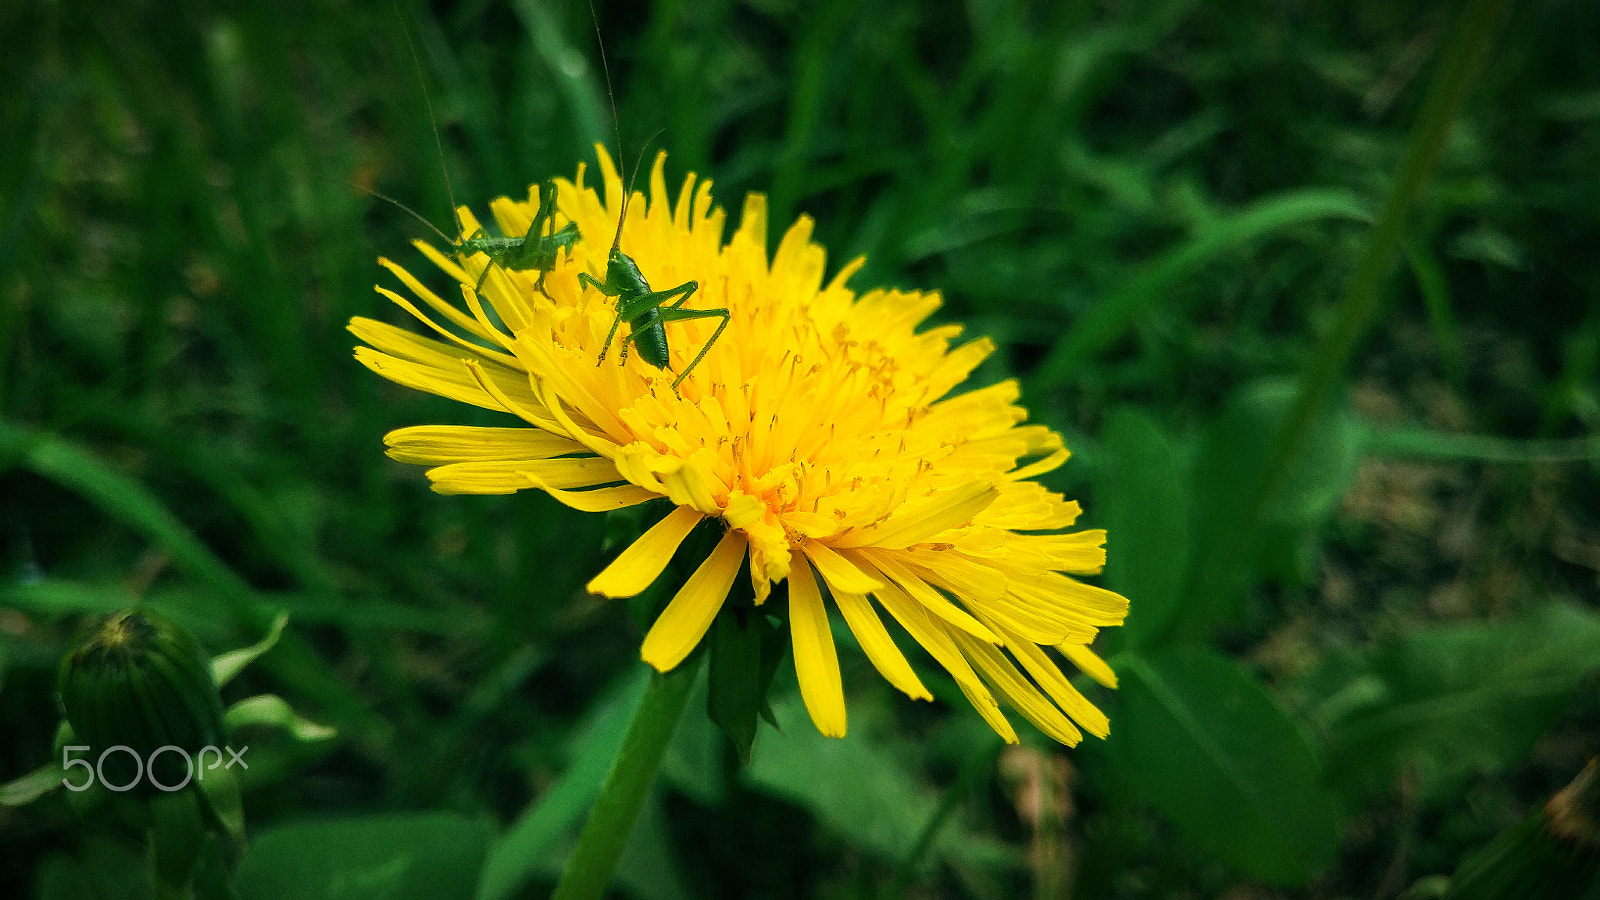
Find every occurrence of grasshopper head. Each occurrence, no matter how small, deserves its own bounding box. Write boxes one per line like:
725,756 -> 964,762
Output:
608,247 -> 649,293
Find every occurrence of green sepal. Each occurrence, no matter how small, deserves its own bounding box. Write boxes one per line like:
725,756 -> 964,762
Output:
600,500 -> 661,558
755,613 -> 790,732
0,763 -> 65,807
210,611 -> 288,688
65,778 -> 113,823
140,648 -> 226,787
149,788 -> 207,896
705,590 -> 791,765
196,763 -> 246,848
707,608 -> 769,764
223,694 -> 336,742
53,722 -> 112,818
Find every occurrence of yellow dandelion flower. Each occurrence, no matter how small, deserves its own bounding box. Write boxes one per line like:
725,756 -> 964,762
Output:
350,148 -> 1129,744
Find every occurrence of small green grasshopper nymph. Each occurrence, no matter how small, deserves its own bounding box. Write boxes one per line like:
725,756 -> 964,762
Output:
382,6 -> 577,298
578,196 -> 731,393
455,177 -> 578,295
367,177 -> 575,297
578,1 -> 730,393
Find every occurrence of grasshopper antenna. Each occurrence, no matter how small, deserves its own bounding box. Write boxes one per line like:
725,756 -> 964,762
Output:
362,184 -> 454,246
392,0 -> 466,239
578,2 -> 728,393
589,0 -> 635,257
618,128 -> 663,233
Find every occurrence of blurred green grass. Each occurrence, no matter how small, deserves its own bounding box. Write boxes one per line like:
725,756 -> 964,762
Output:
2,0 -> 1598,897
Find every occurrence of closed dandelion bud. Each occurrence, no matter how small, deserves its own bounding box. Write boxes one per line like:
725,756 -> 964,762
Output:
1445,758 -> 1600,899
1548,757 -> 1600,850
57,610 -> 226,792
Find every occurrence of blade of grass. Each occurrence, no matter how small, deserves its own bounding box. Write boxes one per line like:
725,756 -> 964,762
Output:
1363,425 -> 1600,464
1404,242 -> 1466,394
1182,0 -> 1510,638
1027,188 -> 1373,393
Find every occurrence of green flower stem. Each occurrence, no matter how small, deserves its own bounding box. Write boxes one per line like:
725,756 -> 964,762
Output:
551,657 -> 702,900
148,789 -> 206,900
1193,0 -> 1508,624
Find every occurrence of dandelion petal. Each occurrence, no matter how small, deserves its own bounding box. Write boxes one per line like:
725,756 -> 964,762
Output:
803,541 -> 883,594
641,531 -> 747,671
789,560 -> 846,738
832,590 -> 931,701
588,506 -> 704,599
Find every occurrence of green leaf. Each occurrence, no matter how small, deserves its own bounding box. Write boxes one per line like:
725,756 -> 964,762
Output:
743,695 -> 1021,873
35,835 -> 149,900
0,579 -> 479,639
0,422 -> 254,607
658,671 -> 725,805
0,426 -> 385,744
1405,242 -> 1465,391
1112,646 -> 1339,884
611,794 -> 691,900
1098,407 -> 1189,650
0,580 -> 132,618
1362,424 -> 1600,464
234,812 -> 492,900
1309,602 -> 1600,797
1182,379 -> 1362,637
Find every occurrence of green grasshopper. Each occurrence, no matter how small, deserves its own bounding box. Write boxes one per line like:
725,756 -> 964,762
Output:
578,13 -> 729,392
369,178 -> 576,296
454,178 -> 577,295
577,199 -> 730,392
380,3 -> 577,296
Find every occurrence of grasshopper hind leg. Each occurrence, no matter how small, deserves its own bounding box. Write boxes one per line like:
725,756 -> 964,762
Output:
657,304 -> 731,391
